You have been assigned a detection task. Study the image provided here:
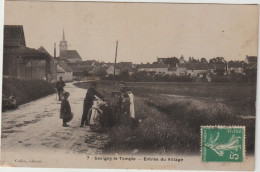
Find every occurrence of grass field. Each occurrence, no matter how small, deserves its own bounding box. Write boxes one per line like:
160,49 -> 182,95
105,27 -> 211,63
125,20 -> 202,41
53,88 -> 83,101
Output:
74,81 -> 256,155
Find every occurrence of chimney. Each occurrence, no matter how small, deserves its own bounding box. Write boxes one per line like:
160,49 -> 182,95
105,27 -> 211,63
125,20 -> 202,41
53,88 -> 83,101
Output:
54,43 -> 56,58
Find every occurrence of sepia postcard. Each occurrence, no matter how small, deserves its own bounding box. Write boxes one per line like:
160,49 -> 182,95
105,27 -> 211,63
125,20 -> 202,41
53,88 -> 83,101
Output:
0,0 -> 258,171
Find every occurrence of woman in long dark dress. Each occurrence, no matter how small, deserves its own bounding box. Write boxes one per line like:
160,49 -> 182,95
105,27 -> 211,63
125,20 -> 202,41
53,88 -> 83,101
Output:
60,92 -> 73,127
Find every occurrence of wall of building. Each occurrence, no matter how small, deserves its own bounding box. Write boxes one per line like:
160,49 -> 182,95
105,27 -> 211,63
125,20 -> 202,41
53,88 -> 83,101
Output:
176,68 -> 187,76
16,59 -> 47,80
57,72 -> 73,82
187,69 -> 207,77
3,53 -> 18,76
106,66 -> 120,75
138,68 -> 168,74
228,67 -> 244,75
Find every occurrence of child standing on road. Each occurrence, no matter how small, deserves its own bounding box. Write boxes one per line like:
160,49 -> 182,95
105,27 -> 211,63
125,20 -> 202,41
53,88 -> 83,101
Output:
60,92 -> 73,127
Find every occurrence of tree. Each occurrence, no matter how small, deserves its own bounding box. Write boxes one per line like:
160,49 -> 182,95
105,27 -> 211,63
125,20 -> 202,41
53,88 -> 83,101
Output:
96,67 -> 107,76
209,57 -> 226,64
118,70 -> 130,81
201,58 -> 208,63
164,57 -> 179,67
189,57 -> 199,63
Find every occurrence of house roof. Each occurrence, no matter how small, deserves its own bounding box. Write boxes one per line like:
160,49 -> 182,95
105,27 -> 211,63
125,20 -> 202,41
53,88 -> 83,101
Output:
61,50 -> 82,61
37,46 -> 51,56
4,46 -> 49,60
37,46 -> 57,62
228,61 -> 243,68
68,63 -> 96,72
57,60 -> 73,72
186,63 -> 214,70
246,63 -> 257,70
138,64 -> 168,68
4,25 -> 26,46
118,62 -> 132,65
107,64 -> 120,70
246,55 -> 257,63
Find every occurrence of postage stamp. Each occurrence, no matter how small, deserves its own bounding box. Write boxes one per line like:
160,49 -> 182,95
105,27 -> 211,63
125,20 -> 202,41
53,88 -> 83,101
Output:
1,1 -> 257,170
201,126 -> 245,162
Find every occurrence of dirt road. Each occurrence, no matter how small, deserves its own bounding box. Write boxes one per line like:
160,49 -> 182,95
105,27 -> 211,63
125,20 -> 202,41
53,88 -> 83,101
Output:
1,82 -> 109,156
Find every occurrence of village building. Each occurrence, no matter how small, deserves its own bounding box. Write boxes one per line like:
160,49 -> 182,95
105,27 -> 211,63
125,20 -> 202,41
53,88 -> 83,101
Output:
176,63 -> 187,76
56,60 -> 73,82
157,58 -> 167,64
186,63 -> 214,77
168,67 -> 178,75
37,46 -> 57,83
106,65 -> 121,75
213,63 -> 227,75
82,60 -> 99,66
66,63 -> 87,79
227,61 -> 244,75
137,64 -> 169,74
128,68 -> 138,76
244,55 -> 257,80
118,62 -> 133,69
3,25 -> 52,80
59,29 -> 83,63
245,55 -> 257,64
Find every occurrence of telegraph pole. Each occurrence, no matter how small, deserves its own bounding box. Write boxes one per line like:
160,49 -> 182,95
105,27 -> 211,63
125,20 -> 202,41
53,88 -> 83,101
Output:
113,41 -> 118,84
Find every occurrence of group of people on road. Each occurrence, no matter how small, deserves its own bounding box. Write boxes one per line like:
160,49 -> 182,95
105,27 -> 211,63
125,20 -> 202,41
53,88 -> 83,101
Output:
56,77 -> 135,128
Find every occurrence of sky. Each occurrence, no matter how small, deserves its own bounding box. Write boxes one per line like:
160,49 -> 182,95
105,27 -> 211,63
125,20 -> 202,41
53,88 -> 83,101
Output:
4,1 -> 259,63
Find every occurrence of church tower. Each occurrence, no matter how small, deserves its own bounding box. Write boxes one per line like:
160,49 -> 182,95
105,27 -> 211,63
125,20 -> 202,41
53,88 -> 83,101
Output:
59,29 -> 68,57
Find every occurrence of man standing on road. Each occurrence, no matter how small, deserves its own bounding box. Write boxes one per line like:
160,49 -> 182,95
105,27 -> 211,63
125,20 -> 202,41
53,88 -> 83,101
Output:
118,81 -> 131,125
56,76 -> 65,101
80,81 -> 104,127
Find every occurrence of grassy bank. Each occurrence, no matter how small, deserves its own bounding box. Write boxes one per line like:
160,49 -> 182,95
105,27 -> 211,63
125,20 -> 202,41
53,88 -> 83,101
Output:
74,81 -> 256,154
2,77 -> 56,107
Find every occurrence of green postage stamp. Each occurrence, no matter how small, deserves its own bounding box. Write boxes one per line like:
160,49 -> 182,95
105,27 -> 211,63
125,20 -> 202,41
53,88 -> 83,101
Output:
201,126 -> 245,162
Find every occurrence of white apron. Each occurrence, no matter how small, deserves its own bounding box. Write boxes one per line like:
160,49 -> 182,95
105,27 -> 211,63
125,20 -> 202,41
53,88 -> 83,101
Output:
128,93 -> 135,118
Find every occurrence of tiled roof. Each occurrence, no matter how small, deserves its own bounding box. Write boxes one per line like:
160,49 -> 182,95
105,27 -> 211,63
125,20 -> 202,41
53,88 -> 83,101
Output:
186,63 -> 214,70
57,60 -> 73,72
246,55 -> 257,63
4,46 -> 49,60
4,25 -> 26,46
228,61 -> 243,68
37,46 -> 51,56
37,46 -> 56,62
61,50 -> 82,61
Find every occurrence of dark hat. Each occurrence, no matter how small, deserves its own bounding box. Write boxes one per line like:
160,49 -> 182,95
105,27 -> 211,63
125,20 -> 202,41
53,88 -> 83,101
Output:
126,86 -> 131,91
118,81 -> 125,85
63,92 -> 70,98
89,81 -> 97,86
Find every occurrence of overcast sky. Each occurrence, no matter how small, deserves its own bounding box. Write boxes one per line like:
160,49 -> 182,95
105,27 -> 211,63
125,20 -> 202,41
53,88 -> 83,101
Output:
4,1 -> 259,63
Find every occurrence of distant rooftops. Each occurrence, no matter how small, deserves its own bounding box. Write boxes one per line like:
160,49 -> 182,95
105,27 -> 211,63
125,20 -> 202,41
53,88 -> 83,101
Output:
138,64 -> 169,68
57,60 -> 73,73
246,55 -> 257,63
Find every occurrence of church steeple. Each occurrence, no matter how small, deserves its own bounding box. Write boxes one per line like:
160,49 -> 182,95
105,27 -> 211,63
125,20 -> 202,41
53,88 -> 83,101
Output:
59,29 -> 68,57
62,28 -> 65,41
